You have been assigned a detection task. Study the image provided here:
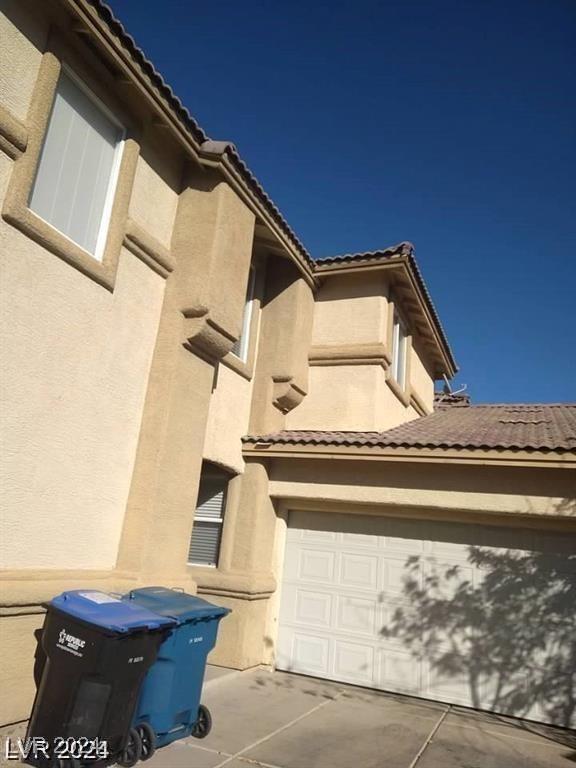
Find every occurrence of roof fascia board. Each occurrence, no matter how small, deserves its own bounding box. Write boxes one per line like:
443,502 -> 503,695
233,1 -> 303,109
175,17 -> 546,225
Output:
65,0 -> 315,285
243,443 -> 576,468
314,256 -> 455,376
398,256 -> 456,377
66,0 -> 204,161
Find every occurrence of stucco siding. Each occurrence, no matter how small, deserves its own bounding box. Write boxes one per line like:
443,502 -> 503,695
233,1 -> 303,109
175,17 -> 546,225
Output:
410,344 -> 434,410
128,145 -> 180,249
0,227 -> 165,569
312,273 -> 388,346
203,363 -> 254,475
268,459 -> 576,521
0,2 -> 45,122
287,364 -> 419,432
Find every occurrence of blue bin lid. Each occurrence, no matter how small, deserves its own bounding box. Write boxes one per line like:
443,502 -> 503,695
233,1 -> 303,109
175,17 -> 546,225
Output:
123,587 -> 230,625
50,590 -> 176,634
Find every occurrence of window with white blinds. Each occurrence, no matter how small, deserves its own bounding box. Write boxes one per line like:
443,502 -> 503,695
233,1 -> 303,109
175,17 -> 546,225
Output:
29,70 -> 124,259
231,266 -> 256,361
391,309 -> 408,389
188,465 -> 231,567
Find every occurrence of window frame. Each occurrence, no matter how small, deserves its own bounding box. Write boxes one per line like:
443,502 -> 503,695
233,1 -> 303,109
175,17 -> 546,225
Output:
231,266 -> 256,363
1,42 -> 140,291
29,64 -> 127,262
391,308 -> 408,389
187,464 -> 231,568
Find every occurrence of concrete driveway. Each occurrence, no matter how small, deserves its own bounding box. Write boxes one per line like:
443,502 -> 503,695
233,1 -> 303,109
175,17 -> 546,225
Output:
148,667 -> 576,768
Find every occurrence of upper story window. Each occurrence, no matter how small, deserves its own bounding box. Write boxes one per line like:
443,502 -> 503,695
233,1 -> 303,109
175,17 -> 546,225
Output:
29,70 -> 124,260
188,463 -> 232,567
391,309 -> 408,389
231,266 -> 256,362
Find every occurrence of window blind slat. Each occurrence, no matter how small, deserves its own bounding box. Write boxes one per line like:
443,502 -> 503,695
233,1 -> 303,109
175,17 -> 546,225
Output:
188,521 -> 221,566
196,482 -> 225,520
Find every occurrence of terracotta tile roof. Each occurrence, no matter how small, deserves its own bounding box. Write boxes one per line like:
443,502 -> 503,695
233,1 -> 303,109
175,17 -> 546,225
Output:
243,404 -> 576,453
80,2 -> 456,373
84,1 -> 313,268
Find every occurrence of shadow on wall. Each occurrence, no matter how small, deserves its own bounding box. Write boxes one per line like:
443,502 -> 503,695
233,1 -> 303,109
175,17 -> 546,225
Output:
381,545 -> 576,729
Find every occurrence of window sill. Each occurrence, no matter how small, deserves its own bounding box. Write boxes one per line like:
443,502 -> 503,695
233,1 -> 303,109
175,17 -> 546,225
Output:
2,201 -> 117,291
385,374 -> 411,407
186,565 -> 275,601
221,351 -> 254,381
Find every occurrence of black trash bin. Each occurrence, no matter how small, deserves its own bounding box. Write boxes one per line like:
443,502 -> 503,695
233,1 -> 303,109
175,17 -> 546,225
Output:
25,590 -> 174,768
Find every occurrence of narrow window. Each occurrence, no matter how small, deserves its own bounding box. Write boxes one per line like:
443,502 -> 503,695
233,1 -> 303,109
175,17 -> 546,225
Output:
188,463 -> 231,567
392,310 -> 407,388
29,70 -> 124,259
231,266 -> 256,361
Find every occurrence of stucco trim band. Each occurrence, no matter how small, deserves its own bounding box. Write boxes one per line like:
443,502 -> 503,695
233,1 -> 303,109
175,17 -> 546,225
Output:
123,217 -> 175,278
269,482 -> 576,521
187,567 -> 276,600
410,389 -> 431,416
0,104 -> 28,160
309,342 -> 392,368
276,498 -> 576,533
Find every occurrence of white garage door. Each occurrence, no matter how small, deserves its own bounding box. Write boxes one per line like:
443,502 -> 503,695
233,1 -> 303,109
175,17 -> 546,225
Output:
277,511 -> 576,727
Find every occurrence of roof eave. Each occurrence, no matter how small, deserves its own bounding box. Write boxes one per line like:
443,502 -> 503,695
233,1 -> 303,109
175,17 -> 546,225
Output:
314,253 -> 457,377
66,0 -> 315,283
242,441 -> 576,468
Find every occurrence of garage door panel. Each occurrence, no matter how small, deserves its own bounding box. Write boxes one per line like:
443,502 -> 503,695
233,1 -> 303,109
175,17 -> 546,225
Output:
281,632 -> 331,676
383,535 -> 426,554
334,639 -> 375,685
377,647 -> 422,694
300,528 -> 338,544
339,552 -> 379,590
382,556 -> 422,596
294,588 -> 333,628
341,531 -> 380,549
284,545 -> 336,583
337,594 -> 378,636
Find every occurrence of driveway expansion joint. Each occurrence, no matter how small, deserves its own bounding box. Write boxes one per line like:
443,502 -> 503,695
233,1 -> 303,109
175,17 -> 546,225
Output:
212,690 -> 345,768
407,704 -> 452,768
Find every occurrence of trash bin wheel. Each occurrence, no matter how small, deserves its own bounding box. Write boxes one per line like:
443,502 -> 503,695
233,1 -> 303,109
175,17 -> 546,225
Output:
117,727 -> 142,767
136,722 -> 157,761
191,704 -> 212,739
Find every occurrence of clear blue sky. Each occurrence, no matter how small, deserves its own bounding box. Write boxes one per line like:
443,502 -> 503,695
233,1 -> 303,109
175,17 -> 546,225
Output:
108,0 -> 575,403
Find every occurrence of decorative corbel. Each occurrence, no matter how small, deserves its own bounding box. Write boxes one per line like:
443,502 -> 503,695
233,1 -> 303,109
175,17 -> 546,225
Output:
272,375 -> 307,414
182,308 -> 238,363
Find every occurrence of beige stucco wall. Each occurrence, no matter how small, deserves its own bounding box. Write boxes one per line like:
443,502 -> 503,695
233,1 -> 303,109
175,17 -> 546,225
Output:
203,363 -> 255,474
313,272 -> 389,346
286,364 -> 421,431
268,458 -> 576,521
0,209 -> 165,569
0,2 -> 45,122
410,343 -> 435,410
286,365 -> 382,431
128,144 -> 181,249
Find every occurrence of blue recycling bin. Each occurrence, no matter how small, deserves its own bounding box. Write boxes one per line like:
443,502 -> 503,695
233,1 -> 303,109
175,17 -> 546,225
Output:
123,587 -> 230,749
26,590 -> 175,767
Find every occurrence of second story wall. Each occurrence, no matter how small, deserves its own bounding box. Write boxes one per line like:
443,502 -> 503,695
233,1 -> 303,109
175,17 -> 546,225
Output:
0,1 -> 182,571
286,268 -> 437,432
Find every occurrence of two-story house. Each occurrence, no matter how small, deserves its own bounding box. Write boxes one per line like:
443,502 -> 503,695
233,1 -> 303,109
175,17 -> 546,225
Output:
1,0 -> 574,731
